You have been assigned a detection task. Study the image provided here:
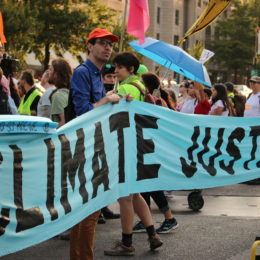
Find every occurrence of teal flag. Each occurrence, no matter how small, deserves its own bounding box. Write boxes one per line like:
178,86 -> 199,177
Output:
0,100 -> 259,256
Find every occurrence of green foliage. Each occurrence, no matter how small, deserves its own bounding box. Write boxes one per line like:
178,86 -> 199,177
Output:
110,23 -> 143,61
209,1 -> 257,79
0,0 -> 34,65
0,0 -> 119,70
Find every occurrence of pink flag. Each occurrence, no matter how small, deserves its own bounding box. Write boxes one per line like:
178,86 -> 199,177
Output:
127,0 -> 150,45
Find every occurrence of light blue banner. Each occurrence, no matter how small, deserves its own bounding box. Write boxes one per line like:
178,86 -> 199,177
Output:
0,115 -> 58,134
0,100 -> 259,256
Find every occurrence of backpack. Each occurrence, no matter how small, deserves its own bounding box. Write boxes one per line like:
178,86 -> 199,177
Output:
129,82 -> 168,108
0,85 -> 11,115
64,90 -> 76,123
64,63 -> 94,123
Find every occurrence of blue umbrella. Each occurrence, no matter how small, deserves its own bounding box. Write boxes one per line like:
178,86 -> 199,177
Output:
129,37 -> 212,87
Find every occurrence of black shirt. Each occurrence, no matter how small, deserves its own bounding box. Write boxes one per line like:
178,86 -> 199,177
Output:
23,87 -> 41,112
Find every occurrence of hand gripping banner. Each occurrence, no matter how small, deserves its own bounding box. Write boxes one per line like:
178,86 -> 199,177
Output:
0,100 -> 259,256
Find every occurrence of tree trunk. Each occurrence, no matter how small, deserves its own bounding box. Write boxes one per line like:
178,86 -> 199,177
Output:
43,43 -> 50,72
234,68 -> 238,83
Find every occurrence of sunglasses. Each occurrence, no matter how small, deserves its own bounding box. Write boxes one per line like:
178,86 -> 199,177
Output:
96,40 -> 113,48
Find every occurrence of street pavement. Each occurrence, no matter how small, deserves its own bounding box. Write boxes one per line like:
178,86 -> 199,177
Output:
1,183 -> 260,260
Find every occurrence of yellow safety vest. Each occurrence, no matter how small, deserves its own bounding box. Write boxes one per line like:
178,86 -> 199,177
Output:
18,88 -> 42,115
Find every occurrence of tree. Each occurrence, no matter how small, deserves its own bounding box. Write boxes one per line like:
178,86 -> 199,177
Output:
111,23 -> 139,60
0,0 -> 118,71
0,0 -> 34,67
209,1 -> 256,82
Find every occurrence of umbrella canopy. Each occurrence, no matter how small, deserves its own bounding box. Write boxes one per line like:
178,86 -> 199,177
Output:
129,37 -> 211,87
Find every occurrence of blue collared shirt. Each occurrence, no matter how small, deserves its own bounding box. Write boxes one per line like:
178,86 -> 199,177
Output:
70,59 -> 105,116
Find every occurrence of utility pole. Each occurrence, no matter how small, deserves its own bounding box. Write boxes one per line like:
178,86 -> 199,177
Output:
119,0 -> 128,53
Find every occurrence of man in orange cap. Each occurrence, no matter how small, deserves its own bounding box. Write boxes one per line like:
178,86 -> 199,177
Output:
69,28 -> 120,260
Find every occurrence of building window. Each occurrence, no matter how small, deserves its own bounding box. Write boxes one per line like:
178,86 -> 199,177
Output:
157,7 -> 160,24
175,10 -> 179,25
198,0 -> 202,7
156,33 -> 160,40
174,35 -> 179,45
205,26 -> 211,48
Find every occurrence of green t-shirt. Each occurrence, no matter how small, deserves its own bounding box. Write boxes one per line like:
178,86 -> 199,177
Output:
117,75 -> 146,101
51,88 -> 69,123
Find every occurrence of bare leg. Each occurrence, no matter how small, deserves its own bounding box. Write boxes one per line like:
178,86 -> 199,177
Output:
164,209 -> 173,219
118,195 -> 134,234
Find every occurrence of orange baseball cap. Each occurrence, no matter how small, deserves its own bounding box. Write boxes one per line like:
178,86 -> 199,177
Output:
87,28 -> 119,42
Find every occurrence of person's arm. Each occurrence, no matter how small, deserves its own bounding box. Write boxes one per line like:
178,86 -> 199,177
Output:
193,81 -> 205,103
212,106 -> 224,115
8,96 -> 18,115
71,68 -> 94,116
57,112 -> 66,128
93,94 -> 120,108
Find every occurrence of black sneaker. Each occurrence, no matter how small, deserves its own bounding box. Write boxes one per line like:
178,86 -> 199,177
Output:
156,218 -> 178,234
98,213 -> 106,224
101,207 -> 120,219
133,221 -> 146,233
59,230 -> 70,240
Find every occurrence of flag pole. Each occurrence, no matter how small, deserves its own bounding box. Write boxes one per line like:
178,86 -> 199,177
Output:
119,0 -> 128,53
114,0 -> 128,92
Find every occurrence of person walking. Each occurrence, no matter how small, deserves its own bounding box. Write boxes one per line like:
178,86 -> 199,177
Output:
69,28 -> 120,260
101,64 -> 117,93
37,69 -> 56,118
244,76 -> 260,117
104,53 -> 163,257
127,71 -> 178,235
179,81 -> 197,114
209,84 -> 230,116
176,81 -> 189,111
49,58 -> 72,128
18,70 -> 41,116
141,72 -> 176,110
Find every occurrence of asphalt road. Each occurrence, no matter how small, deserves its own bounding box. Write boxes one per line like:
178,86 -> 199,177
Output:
1,183 -> 260,260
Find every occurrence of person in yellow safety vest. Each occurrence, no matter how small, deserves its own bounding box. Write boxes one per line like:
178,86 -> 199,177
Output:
18,70 -> 42,116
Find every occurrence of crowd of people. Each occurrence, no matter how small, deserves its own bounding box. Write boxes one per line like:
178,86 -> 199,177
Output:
0,28 -> 259,260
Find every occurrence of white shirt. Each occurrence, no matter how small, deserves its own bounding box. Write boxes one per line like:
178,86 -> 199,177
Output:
244,92 -> 260,117
209,100 -> 229,116
180,98 -> 197,114
8,96 -> 18,114
37,86 -> 56,118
